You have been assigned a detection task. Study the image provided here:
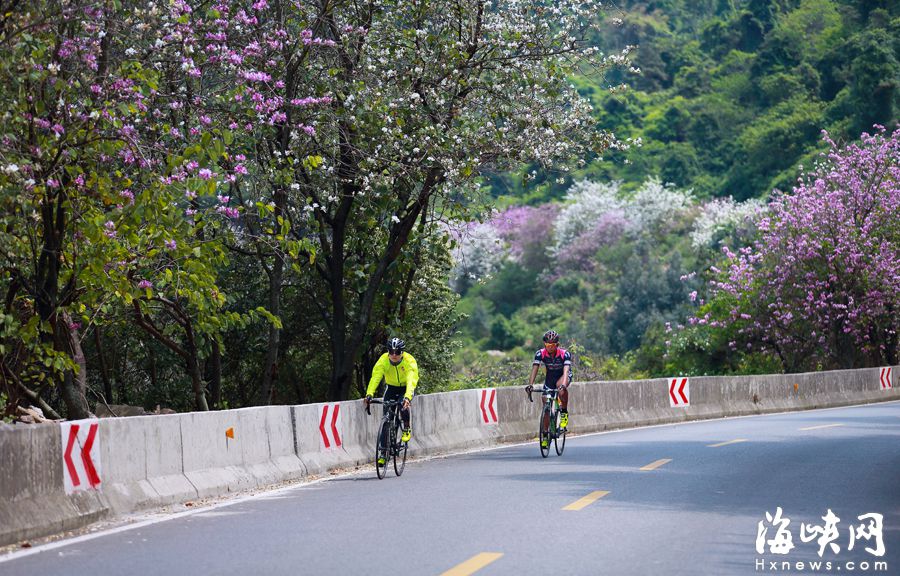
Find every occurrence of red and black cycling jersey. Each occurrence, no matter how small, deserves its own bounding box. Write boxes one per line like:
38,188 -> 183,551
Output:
533,348 -> 572,388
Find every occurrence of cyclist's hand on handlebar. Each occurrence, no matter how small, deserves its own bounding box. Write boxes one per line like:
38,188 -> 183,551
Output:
402,398 -> 410,410
364,395 -> 372,410
525,384 -> 533,394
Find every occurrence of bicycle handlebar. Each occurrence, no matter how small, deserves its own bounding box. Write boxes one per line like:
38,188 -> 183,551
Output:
364,397 -> 403,415
526,386 -> 560,403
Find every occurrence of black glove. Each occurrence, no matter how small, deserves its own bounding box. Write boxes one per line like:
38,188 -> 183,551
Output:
364,395 -> 372,407
525,384 -> 533,393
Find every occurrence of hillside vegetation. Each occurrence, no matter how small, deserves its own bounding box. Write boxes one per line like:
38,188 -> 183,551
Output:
452,0 -> 900,387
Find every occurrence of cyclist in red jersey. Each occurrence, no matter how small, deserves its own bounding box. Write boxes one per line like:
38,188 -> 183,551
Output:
525,330 -> 572,431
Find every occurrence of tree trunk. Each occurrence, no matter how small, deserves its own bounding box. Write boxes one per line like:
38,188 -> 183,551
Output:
324,173 -> 440,401
94,326 -> 113,403
325,195 -> 350,401
54,312 -> 90,419
206,339 -> 222,409
257,249 -> 284,405
184,325 -> 208,411
188,354 -> 209,412
148,346 -> 158,399
292,379 -> 307,405
132,301 -> 209,411
35,186 -> 90,419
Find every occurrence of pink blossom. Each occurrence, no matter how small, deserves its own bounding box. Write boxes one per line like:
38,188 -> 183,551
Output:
696,126 -> 900,370
216,205 -> 239,219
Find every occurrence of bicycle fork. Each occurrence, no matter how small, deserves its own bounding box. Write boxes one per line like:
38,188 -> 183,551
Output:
543,400 -> 558,436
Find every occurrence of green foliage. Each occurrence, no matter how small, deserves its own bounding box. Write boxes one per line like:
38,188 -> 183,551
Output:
0,392 -> 12,423
446,350 -> 526,391
386,241 -> 464,395
726,96 -> 827,199
608,244 -> 690,354
478,263 -> 539,318
500,0 -> 899,204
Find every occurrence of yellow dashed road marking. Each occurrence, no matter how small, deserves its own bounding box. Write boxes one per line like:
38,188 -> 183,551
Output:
799,424 -> 844,431
708,439 -> 748,448
440,553 -> 504,576
640,458 -> 672,471
563,490 -> 610,511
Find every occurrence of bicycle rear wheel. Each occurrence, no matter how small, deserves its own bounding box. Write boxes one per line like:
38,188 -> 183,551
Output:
554,411 -> 566,456
539,405 -> 551,458
393,420 -> 407,476
375,419 -> 390,479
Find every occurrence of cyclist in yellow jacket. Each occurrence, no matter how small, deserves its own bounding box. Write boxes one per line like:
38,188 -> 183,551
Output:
364,338 -> 418,443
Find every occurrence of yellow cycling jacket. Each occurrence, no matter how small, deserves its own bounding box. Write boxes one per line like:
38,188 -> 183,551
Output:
366,352 -> 419,400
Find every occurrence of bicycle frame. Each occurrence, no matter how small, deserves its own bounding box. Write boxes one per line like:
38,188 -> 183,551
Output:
541,388 -> 559,435
366,397 -> 408,478
527,386 -> 566,457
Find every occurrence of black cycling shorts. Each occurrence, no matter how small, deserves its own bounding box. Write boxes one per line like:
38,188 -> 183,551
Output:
543,371 -> 573,389
383,385 -> 411,404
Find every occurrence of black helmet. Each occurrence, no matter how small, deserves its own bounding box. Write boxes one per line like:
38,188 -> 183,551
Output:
387,337 -> 405,354
542,330 -> 559,344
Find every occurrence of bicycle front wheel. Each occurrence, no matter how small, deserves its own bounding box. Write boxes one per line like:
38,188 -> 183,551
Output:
393,421 -> 407,476
539,405 -> 551,458
375,420 -> 390,479
554,411 -> 566,456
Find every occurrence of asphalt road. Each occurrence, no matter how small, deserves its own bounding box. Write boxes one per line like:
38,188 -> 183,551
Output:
2,401 -> 898,575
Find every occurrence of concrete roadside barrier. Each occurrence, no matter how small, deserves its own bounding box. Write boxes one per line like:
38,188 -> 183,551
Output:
0,423 -> 108,545
0,365 -> 896,547
406,389 -> 502,457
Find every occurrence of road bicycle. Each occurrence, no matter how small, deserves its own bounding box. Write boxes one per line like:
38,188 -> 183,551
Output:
527,386 -> 566,458
365,398 -> 408,478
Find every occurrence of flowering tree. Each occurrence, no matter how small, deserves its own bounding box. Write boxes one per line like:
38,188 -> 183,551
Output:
449,220 -> 505,292
140,0 -> 333,406
270,0 -> 632,400
561,214 -> 629,273
690,196 -> 766,249
622,177 -> 694,235
0,1 -> 185,418
492,205 -> 554,273
700,126 -> 900,371
0,1 -> 268,415
553,180 -> 625,251
549,177 -> 693,276
0,0 -> 633,412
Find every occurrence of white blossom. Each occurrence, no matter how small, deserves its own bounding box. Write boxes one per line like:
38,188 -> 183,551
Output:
554,180 -> 625,250
622,177 -> 694,234
448,221 -> 506,290
691,197 -> 766,248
